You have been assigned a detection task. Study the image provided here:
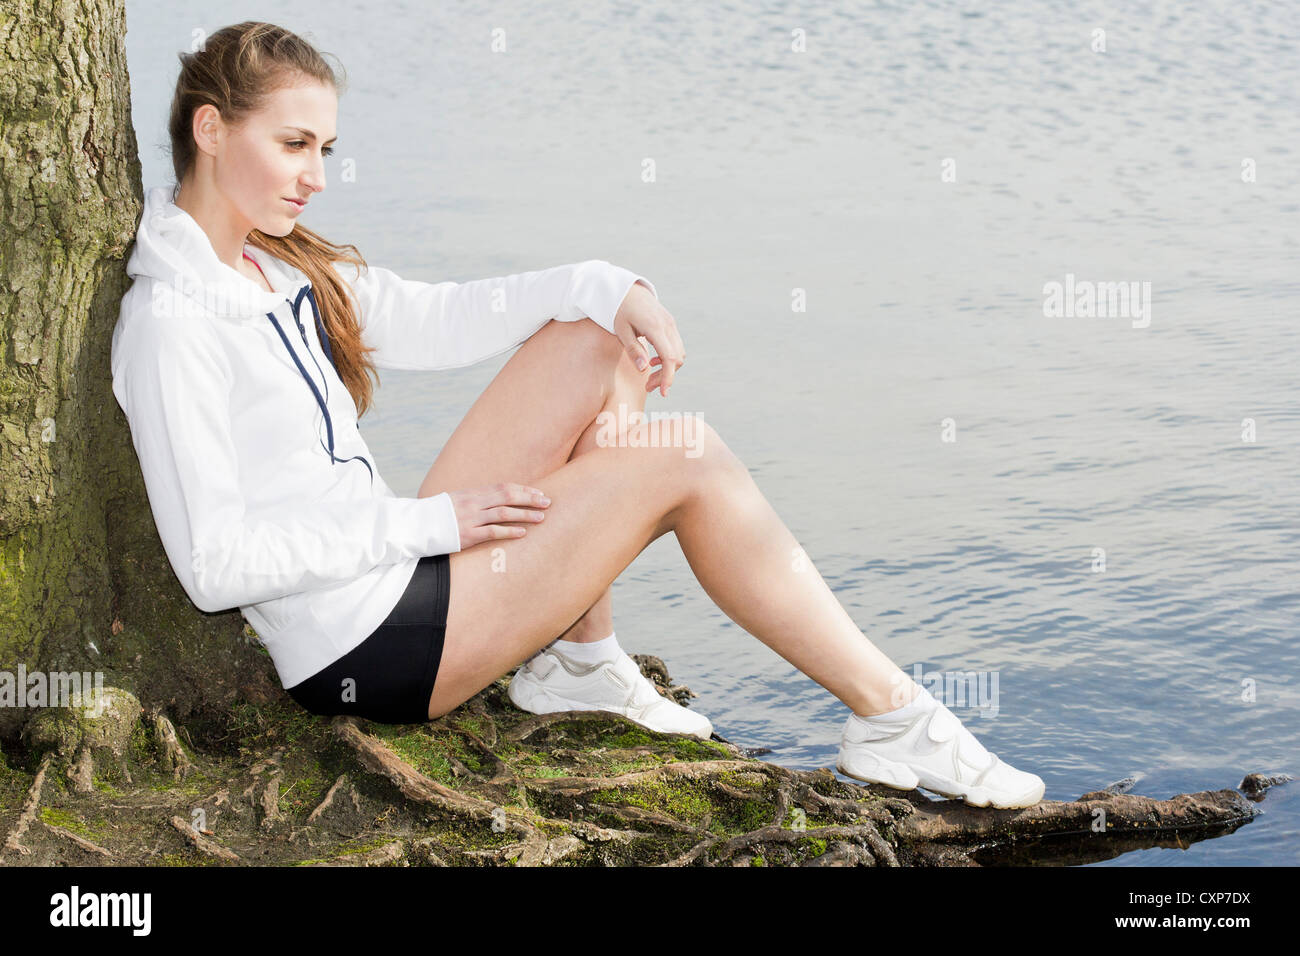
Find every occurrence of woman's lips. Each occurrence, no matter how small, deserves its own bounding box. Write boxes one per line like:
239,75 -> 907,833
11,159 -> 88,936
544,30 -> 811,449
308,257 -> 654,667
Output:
284,198 -> 306,213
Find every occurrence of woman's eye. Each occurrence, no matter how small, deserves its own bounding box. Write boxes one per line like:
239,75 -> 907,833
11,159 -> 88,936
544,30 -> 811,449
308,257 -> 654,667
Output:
287,141 -> 334,157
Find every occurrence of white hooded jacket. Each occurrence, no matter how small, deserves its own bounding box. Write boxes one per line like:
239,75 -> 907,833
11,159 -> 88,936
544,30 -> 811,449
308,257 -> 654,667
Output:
111,185 -> 658,688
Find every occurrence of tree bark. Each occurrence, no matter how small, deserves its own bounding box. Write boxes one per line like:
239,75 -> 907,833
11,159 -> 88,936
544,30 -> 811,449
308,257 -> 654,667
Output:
0,0 -> 280,744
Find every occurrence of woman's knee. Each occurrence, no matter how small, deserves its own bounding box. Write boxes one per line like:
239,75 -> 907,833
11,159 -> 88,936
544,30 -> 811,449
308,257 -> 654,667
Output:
624,415 -> 744,487
649,414 -> 737,470
697,417 -> 743,468
623,416 -> 744,536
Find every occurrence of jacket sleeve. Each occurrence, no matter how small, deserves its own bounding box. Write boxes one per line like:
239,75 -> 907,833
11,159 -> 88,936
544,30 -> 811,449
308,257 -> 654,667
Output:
332,258 -> 659,371
111,313 -> 463,614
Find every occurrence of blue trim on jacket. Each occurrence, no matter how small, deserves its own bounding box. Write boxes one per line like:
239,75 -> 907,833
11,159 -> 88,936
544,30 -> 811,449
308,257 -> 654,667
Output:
265,285 -> 374,484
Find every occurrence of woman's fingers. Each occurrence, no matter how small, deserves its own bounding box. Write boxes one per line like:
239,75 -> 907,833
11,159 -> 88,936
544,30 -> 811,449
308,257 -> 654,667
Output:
617,326 -> 652,371
484,504 -> 547,523
615,309 -> 686,394
480,523 -> 528,542
646,342 -> 684,396
490,482 -> 550,507
450,483 -> 553,549
644,332 -> 675,395
476,489 -> 548,544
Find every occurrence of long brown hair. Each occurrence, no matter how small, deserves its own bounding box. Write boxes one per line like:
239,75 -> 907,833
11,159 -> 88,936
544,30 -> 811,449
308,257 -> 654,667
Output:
167,21 -> 379,417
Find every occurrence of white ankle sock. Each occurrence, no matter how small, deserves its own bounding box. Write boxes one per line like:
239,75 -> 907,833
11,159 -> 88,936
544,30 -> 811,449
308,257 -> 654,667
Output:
851,684 -> 937,726
551,631 -> 622,664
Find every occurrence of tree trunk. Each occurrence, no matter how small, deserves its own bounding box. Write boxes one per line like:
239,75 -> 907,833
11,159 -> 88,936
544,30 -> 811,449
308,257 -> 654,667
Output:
0,0 -> 280,744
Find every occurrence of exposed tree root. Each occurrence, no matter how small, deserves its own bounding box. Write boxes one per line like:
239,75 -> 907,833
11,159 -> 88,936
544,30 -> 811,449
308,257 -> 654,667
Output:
333,716 -> 504,821
331,714 -> 550,860
1,752 -> 53,860
505,708 -> 648,745
168,815 -> 239,862
307,775 -> 356,824
664,821 -> 894,867
0,662 -> 1280,867
1239,772 -> 1291,797
44,821 -> 113,858
147,709 -> 195,781
629,653 -> 698,707
305,840 -> 405,867
898,786 -> 1258,843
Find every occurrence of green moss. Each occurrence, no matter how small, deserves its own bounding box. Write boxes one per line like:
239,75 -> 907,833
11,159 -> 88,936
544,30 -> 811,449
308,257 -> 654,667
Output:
454,714 -> 486,737
91,775 -> 124,796
669,737 -> 732,761
127,720 -> 157,766
731,797 -> 773,833
386,735 -> 455,786
336,836 -> 397,856
39,806 -> 111,841
383,725 -> 489,785
420,814 -> 523,854
224,701 -> 328,757
520,766 -> 569,779
751,855 -> 766,866
534,818 -> 571,838
806,837 -> 828,857
588,776 -> 714,825
600,728 -> 658,749
603,756 -> 668,775
278,776 -> 323,816
0,748 -> 27,810
716,769 -> 769,790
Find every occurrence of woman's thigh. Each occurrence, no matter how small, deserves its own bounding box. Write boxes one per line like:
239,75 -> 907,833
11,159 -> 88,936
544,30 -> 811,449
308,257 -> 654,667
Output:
416,317 -> 641,499
427,416 -> 733,719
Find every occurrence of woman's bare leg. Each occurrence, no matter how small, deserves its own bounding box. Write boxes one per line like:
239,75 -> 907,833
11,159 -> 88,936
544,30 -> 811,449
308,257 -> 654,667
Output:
416,317 -> 653,646
425,416 -> 922,720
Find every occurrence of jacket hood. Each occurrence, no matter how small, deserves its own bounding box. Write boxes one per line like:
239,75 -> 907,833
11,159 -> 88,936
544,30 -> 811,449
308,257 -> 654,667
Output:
126,185 -> 311,322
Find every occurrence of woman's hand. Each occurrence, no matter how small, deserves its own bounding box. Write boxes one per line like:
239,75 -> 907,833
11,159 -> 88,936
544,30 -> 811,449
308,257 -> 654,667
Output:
612,281 -> 685,398
447,482 -> 550,550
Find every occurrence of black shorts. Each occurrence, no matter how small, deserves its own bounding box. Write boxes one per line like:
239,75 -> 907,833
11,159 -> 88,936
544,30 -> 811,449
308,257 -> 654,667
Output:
286,553 -> 450,724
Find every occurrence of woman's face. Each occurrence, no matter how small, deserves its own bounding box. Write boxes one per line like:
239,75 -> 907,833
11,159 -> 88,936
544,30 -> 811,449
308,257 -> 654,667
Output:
206,79 -> 338,237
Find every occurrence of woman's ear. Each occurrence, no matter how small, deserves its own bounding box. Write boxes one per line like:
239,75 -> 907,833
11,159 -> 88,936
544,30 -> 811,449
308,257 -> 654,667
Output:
192,103 -> 222,158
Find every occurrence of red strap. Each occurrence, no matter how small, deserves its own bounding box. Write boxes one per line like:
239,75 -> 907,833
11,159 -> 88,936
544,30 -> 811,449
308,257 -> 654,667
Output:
242,250 -> 268,280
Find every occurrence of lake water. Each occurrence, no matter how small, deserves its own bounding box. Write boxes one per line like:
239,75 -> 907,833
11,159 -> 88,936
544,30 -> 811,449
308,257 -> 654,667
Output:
124,0 -> 1298,865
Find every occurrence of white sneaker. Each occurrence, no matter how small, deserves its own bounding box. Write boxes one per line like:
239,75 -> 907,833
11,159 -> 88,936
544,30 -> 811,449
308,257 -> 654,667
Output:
507,645 -> 714,740
836,724 -> 921,793
836,690 -> 1045,809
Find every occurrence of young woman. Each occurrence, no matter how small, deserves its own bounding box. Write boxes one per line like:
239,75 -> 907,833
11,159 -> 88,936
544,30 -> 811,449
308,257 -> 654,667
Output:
111,21 -> 1045,809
